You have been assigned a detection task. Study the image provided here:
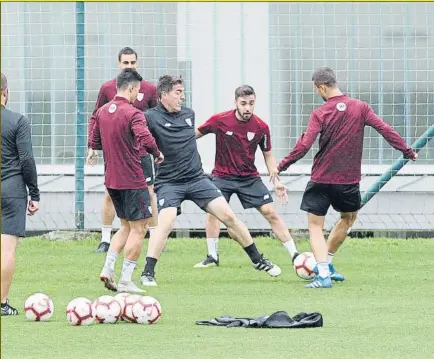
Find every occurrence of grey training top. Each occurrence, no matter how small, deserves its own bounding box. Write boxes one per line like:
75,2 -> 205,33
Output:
1,105 -> 40,201
145,104 -> 205,185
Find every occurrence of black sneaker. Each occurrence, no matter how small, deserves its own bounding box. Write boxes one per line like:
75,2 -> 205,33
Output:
291,252 -> 300,263
251,254 -> 282,277
140,272 -> 157,287
193,255 -> 219,268
94,242 -> 110,253
1,300 -> 19,316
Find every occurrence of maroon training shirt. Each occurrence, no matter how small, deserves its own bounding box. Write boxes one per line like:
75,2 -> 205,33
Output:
277,94 -> 415,184
88,78 -> 158,156
198,110 -> 272,178
88,96 -> 161,190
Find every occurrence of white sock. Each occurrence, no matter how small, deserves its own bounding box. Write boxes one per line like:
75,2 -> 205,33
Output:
207,238 -> 219,260
120,259 -> 137,282
317,261 -> 330,278
282,239 -> 298,258
104,250 -> 118,271
328,252 -> 335,263
101,225 -> 112,244
149,226 -> 155,237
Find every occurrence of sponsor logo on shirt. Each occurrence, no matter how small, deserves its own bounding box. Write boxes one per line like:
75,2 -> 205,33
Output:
108,104 -> 117,113
137,93 -> 144,102
336,102 -> 347,112
225,131 -> 233,136
185,118 -> 192,126
247,132 -> 255,141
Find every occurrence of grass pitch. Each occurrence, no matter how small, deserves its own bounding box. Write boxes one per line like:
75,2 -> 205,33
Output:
1,236 -> 434,359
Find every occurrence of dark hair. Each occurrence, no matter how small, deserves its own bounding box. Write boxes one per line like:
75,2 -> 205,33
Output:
312,67 -> 337,87
157,75 -> 183,99
118,47 -> 138,62
116,68 -> 143,90
235,85 -> 255,100
1,72 -> 7,90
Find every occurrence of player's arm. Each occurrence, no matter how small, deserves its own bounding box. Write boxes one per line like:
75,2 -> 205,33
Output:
16,115 -> 40,203
87,85 -> 108,161
88,113 -> 102,151
277,112 -> 322,173
364,104 -> 417,160
196,115 -> 219,139
131,112 -> 164,163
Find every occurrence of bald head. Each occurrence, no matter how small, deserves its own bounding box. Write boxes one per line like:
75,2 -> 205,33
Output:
1,73 -> 7,90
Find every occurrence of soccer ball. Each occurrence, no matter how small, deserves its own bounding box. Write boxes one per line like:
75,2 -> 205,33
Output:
122,294 -> 142,323
132,296 -> 162,325
24,293 -> 54,322
66,297 -> 94,326
92,295 -> 121,324
113,292 -> 130,321
293,252 -> 317,280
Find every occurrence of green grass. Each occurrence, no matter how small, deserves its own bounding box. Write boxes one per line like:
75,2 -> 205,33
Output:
1,236 -> 434,359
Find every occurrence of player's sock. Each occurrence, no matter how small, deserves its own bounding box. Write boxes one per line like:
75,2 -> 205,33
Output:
148,227 -> 155,237
243,243 -> 262,264
104,250 -> 118,271
282,239 -> 298,258
101,225 -> 112,244
207,237 -> 219,260
120,259 -> 136,283
317,261 -> 330,278
328,252 -> 335,263
144,256 -> 158,276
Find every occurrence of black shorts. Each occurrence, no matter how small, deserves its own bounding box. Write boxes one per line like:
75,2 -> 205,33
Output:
1,197 -> 27,237
300,181 -> 361,216
107,188 -> 152,221
155,176 -> 223,215
211,176 -> 273,209
141,154 -> 155,186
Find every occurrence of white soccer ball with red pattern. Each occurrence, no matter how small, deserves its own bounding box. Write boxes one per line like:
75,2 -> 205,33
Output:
293,252 -> 317,280
92,295 -> 121,324
132,296 -> 162,324
24,293 -> 54,322
66,297 -> 94,326
113,292 -> 130,320
122,294 -> 142,323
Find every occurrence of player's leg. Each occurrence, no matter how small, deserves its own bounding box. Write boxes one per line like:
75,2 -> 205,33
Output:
94,189 -> 116,253
237,177 -> 299,262
321,183 -> 361,281
190,177 -> 281,277
299,181 -> 332,288
1,197 -> 27,316
140,183 -> 185,286
194,177 -> 233,268
117,189 -> 153,293
99,188 -> 130,292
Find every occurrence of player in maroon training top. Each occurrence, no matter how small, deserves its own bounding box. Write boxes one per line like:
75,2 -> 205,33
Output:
194,85 -> 299,268
87,47 -> 159,254
277,67 -> 417,289
88,68 -> 164,293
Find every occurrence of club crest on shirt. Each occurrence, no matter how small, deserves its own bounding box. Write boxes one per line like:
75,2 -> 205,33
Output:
336,102 -> 347,112
247,132 -> 255,141
108,104 -> 117,113
185,118 -> 192,126
137,93 -> 144,102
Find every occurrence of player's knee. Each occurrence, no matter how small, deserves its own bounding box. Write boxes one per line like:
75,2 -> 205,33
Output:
261,206 -> 280,224
217,209 -> 237,228
341,212 -> 357,227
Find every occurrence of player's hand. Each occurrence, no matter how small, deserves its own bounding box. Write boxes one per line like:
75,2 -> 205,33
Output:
411,152 -> 418,161
86,148 -> 98,166
155,152 -> 164,165
274,182 -> 288,204
27,200 -> 39,216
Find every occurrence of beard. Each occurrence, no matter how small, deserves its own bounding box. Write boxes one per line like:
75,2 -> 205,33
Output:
236,107 -> 252,121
